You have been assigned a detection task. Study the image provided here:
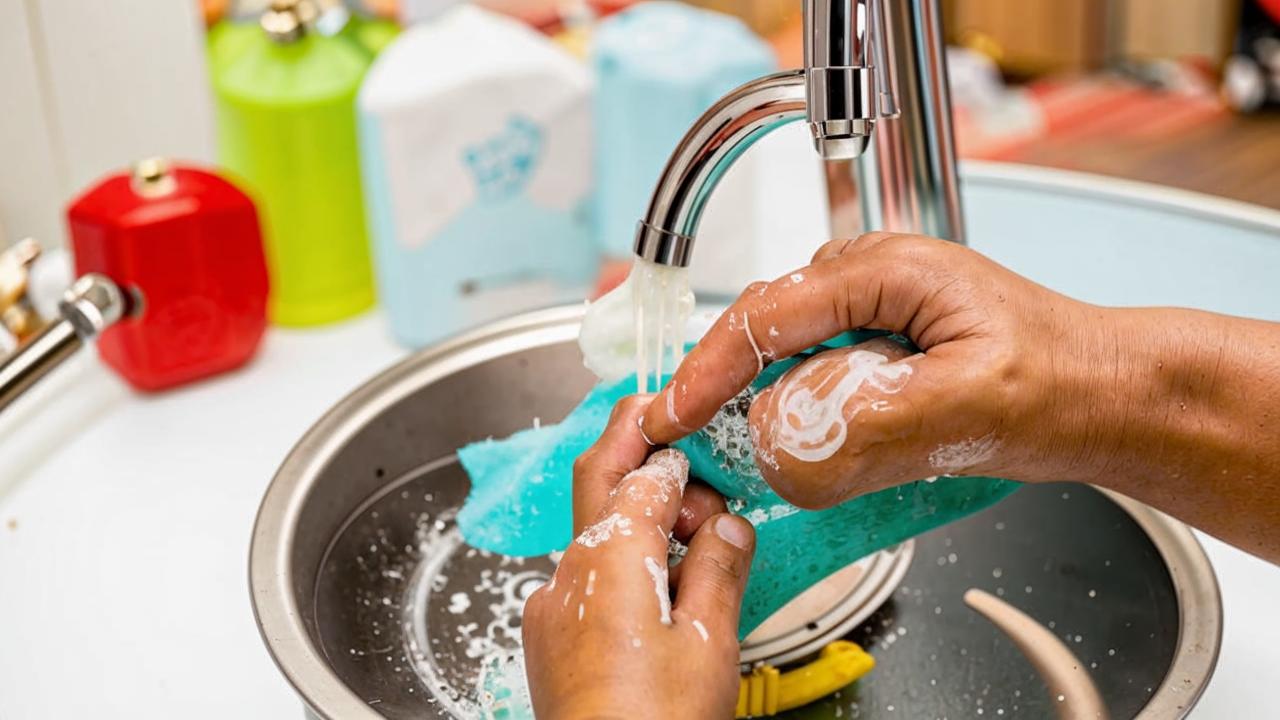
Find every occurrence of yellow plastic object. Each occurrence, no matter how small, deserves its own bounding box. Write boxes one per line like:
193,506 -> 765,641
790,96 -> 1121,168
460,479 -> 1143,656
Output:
735,641 -> 875,718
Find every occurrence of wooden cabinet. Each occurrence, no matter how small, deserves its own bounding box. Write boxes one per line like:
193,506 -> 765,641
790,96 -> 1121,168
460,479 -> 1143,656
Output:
945,0 -> 1109,75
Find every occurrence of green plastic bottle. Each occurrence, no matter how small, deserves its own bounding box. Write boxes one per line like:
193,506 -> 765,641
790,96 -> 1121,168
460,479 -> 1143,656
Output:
210,4 -> 376,326
341,14 -> 401,57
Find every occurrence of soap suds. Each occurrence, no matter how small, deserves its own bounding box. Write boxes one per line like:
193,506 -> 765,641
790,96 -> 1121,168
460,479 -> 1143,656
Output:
790,273 -> 804,284
744,503 -> 801,526
929,434 -> 999,472
643,556 -> 673,625
447,592 -> 472,614
585,569 -> 597,596
578,257 -> 694,388
621,448 -> 690,506
576,513 -> 633,548
692,619 -> 710,642
770,349 -> 913,463
742,312 -> 764,374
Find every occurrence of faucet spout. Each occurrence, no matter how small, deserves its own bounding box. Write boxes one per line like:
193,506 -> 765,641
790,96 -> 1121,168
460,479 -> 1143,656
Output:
632,0 -> 963,270
633,71 -> 808,268
804,0 -> 896,160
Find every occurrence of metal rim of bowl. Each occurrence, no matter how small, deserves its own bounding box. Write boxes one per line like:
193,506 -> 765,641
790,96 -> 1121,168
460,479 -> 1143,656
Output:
251,305 -> 587,720
738,542 -> 915,668
1100,488 -> 1223,719
250,302 -> 1223,720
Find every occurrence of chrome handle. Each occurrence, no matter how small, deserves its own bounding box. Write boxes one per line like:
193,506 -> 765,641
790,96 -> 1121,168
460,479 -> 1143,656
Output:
0,274 -> 126,414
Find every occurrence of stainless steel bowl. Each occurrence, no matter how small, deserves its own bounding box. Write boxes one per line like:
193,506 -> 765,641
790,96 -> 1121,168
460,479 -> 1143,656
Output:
251,305 -> 1222,719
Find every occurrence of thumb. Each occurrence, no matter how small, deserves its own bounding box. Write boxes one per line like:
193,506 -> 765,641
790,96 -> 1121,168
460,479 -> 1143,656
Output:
673,514 -> 756,639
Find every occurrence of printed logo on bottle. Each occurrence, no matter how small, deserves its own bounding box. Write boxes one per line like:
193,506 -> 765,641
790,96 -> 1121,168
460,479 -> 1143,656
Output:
462,116 -> 544,202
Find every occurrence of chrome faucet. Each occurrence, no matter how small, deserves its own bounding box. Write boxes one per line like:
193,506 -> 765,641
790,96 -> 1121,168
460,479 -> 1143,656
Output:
633,0 -> 964,269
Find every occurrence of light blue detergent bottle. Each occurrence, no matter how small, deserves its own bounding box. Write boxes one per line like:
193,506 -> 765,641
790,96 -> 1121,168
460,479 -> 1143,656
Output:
358,5 -> 597,347
592,2 -> 777,258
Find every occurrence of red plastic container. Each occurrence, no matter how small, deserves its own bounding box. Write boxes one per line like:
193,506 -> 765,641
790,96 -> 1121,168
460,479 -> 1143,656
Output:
66,159 -> 269,391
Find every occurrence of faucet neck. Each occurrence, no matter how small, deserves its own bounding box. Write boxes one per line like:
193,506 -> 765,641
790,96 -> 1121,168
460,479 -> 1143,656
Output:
633,0 -> 965,268
634,71 -> 807,268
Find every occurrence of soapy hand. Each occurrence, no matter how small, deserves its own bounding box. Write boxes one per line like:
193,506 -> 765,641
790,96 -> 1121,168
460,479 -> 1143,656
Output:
641,232 -> 1093,507
523,396 -> 757,719
639,232 -> 1280,562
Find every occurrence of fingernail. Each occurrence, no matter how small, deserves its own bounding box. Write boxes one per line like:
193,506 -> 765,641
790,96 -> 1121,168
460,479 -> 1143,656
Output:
715,515 -> 752,550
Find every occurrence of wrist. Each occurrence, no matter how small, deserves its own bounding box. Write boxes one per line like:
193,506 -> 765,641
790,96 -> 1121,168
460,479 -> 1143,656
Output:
1006,303 -> 1154,485
1028,305 -> 1230,489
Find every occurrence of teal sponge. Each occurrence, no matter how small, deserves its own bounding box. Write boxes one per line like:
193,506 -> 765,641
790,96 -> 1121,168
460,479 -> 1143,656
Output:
457,334 -> 1019,636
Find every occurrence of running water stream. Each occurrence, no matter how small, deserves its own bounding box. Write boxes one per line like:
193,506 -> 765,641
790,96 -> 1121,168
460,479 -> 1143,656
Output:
578,257 -> 695,392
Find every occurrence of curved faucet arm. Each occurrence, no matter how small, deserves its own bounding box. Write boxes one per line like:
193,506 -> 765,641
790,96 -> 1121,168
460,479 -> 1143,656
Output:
634,71 -> 808,268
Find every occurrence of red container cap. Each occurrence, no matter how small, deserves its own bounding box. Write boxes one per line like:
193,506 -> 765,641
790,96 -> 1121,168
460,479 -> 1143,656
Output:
67,159 -> 270,391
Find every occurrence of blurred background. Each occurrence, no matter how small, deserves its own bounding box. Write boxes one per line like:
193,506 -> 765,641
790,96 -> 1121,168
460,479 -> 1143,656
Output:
2,6 -> 1279,717
1,0 -> 1278,385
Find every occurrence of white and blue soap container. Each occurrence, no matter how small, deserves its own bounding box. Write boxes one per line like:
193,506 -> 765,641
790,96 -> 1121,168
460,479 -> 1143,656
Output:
358,5 -> 597,347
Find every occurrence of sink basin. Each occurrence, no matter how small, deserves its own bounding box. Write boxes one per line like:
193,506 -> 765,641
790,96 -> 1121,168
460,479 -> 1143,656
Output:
251,304 -> 1221,719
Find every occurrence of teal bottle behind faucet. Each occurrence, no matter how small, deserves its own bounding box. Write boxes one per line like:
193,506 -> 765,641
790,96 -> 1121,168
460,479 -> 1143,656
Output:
592,2 -> 777,259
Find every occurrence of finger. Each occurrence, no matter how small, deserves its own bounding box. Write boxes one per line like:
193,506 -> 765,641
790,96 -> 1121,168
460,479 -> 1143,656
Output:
673,482 -> 728,543
673,514 -> 755,640
568,449 -> 692,626
643,236 -> 947,444
810,231 -> 900,263
573,448 -> 691,562
811,237 -> 856,263
598,448 -> 690,536
573,394 -> 656,536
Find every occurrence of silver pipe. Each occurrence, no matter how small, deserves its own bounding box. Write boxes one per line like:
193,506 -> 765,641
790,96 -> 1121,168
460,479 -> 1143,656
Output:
0,320 -> 83,414
0,274 -> 126,414
634,71 -> 808,268
850,0 -> 965,243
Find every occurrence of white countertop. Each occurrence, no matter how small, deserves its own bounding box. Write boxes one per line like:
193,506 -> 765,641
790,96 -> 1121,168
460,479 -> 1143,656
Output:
0,310 -> 1277,719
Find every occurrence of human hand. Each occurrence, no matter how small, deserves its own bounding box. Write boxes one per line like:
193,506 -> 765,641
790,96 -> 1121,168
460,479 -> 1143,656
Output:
523,396 -> 758,720
639,233 -> 1118,508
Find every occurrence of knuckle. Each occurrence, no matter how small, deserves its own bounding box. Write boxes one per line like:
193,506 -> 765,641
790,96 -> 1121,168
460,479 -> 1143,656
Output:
882,233 -> 952,266
572,450 -> 594,478
607,395 -> 642,423
731,283 -> 770,316
523,588 -> 547,617
697,549 -> 745,587
811,237 -> 847,261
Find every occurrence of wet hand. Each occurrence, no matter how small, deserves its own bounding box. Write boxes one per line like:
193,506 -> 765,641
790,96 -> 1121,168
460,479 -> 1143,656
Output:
640,233 -> 1112,508
523,396 -> 758,719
